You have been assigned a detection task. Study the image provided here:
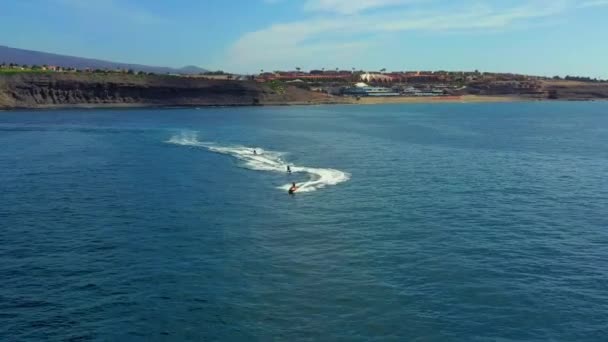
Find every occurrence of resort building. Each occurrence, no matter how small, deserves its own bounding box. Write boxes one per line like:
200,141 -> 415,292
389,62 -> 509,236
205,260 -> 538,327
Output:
343,82 -> 400,97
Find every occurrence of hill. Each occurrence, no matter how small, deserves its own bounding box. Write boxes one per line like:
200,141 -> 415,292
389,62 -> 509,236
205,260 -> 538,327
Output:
0,45 -> 207,75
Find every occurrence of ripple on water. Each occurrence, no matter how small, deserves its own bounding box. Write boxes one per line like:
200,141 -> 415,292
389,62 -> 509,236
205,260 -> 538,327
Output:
1,104 -> 608,341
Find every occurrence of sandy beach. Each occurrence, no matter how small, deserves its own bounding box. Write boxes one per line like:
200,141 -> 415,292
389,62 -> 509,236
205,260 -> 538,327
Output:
342,95 -> 523,105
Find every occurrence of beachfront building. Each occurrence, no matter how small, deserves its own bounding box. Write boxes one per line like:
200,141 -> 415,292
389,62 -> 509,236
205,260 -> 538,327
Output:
258,71 -> 352,82
343,82 -> 400,97
359,71 -> 447,85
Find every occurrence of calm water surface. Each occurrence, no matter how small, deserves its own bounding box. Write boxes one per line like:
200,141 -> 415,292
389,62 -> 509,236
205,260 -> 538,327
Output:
1,102 -> 608,341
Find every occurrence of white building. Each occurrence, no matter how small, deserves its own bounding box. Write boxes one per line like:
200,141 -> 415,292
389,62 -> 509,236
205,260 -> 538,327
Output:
360,73 -> 393,83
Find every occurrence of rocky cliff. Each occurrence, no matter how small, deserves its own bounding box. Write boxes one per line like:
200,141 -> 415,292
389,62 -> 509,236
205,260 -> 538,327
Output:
465,79 -> 608,100
0,73 -> 337,109
540,80 -> 608,100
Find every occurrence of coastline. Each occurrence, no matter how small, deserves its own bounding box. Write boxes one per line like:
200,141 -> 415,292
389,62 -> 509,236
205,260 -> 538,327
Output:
0,97 -> 519,111
342,95 -> 525,105
2,73 -> 607,111
1,96 -> 604,111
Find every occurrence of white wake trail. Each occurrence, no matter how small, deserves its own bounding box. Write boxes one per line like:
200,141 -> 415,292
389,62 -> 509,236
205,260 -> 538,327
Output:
167,131 -> 350,193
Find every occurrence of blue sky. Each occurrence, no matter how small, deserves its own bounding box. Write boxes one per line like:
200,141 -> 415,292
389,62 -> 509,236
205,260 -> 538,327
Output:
1,0 -> 607,78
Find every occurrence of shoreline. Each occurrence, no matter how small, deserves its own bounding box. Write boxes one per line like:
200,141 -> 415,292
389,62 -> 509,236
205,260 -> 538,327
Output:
1,95 -> 605,112
342,95 -> 525,105
2,73 -> 607,111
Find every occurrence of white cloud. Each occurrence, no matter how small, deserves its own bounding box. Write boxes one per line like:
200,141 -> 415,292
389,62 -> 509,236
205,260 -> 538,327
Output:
303,0 -> 416,15
225,0 -> 576,72
227,18 -> 370,71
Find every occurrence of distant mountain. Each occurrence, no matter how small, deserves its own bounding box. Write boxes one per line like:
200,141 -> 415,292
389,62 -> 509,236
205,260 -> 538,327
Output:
178,65 -> 208,74
0,45 -> 207,75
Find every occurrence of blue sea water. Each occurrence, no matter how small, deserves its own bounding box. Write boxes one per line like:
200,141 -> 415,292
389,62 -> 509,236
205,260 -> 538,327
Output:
1,102 -> 608,341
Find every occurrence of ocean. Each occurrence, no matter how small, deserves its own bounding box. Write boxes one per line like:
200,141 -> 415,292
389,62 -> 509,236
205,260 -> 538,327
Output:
1,102 -> 607,341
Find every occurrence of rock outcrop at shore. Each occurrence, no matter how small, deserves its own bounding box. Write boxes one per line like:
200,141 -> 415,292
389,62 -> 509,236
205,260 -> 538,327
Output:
0,73 -> 338,109
540,80 -> 608,100
465,80 -> 608,100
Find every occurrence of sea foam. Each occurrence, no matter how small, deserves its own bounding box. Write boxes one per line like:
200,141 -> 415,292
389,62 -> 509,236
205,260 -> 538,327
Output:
168,131 -> 350,193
